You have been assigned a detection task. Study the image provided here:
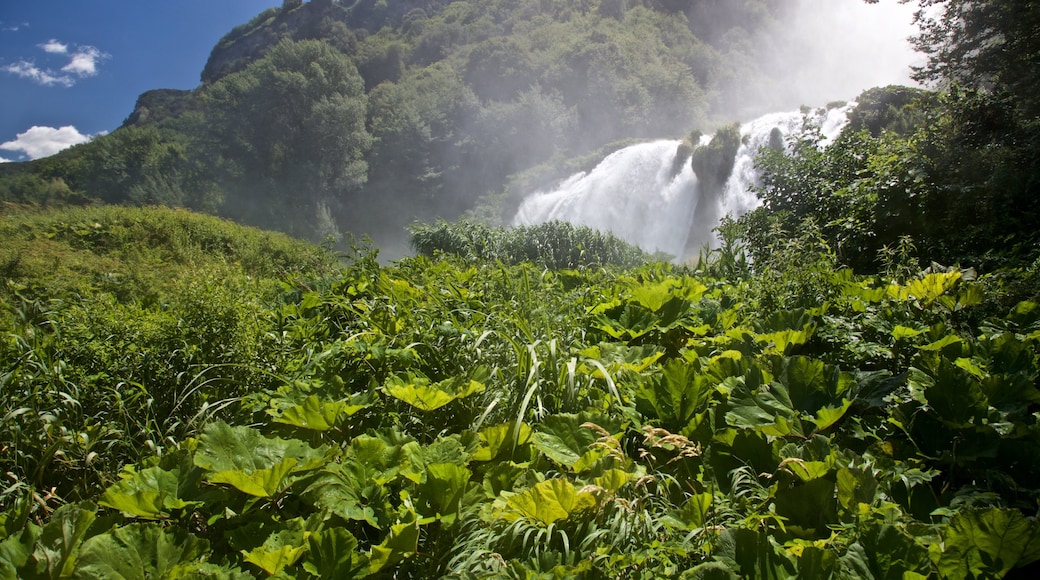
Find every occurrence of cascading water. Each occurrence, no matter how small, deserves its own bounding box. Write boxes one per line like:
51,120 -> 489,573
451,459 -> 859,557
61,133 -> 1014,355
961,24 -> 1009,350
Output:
512,103 -> 856,260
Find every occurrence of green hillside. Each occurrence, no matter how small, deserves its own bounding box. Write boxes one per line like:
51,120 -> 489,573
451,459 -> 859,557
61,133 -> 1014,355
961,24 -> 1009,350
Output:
0,0 -> 800,252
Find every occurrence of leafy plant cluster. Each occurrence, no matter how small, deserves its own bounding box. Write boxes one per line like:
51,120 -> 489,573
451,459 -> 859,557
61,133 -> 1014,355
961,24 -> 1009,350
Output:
409,219 -> 653,269
3,208 -> 1040,578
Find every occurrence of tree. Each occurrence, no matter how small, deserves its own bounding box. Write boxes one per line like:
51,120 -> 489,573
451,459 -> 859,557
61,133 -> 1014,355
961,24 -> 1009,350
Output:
908,0 -> 1040,116
202,38 -> 371,237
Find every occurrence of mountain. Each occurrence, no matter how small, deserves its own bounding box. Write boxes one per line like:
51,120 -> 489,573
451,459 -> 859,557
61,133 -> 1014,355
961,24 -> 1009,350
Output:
0,0 -> 847,255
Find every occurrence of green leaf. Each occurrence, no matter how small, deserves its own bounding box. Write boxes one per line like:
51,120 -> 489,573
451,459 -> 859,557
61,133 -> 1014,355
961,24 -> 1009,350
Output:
414,463 -> 472,524
99,466 -> 198,519
812,399 -> 853,432
0,525 -> 37,580
243,544 -> 306,577
774,477 -> 838,536
839,523 -> 931,579
472,422 -> 532,462
273,394 -> 373,432
347,430 -> 421,485
635,359 -> 713,434
593,469 -> 632,493
383,373 -> 485,411
892,325 -> 924,340
210,457 -> 298,498
673,493 -> 714,530
30,502 -> 99,579
715,528 -> 796,579
302,460 -> 391,528
932,508 -> 1040,579
74,523 -> 209,580
906,271 -> 961,305
303,528 -> 364,579
368,509 -> 419,574
194,422 -> 327,475
531,414 -> 603,470
909,353 -> 987,427
501,479 -> 597,526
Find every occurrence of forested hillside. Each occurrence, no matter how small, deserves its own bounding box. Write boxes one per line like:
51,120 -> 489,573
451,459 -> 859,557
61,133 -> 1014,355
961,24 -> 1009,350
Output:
0,0 -> 802,252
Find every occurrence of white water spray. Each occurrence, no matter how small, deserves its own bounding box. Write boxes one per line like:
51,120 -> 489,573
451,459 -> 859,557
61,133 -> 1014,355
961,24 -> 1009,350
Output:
512,104 -> 855,260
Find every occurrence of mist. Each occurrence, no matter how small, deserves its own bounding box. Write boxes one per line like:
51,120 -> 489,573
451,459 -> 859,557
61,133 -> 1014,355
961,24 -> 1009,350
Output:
717,0 -> 922,119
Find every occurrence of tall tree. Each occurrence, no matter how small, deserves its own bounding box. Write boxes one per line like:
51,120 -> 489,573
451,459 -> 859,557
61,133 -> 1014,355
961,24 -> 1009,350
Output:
908,0 -> 1040,116
202,38 -> 371,236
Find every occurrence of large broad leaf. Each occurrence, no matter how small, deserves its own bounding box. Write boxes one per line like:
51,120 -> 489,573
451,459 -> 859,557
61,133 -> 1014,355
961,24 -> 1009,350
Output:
99,465 -> 199,519
594,304 -> 657,341
531,413 -> 615,471
839,523 -> 931,579
194,423 -> 328,497
414,463 -> 472,524
0,525 -> 37,580
773,477 -> 838,537
671,493 -> 714,531
627,278 -> 704,313
770,355 -> 853,416
194,422 -> 328,474
74,523 -> 209,580
28,502 -> 99,579
209,457 -> 299,498
368,509 -> 420,574
932,508 -> 1040,579
909,352 -> 988,427
272,393 -> 374,432
302,460 -> 392,528
348,429 -> 422,484
500,479 -> 597,526
714,528 -> 796,579
905,271 -> 961,305
579,343 -> 664,373
471,422 -> 533,462
753,309 -> 817,355
383,373 -> 485,411
303,528 -> 365,579
241,527 -> 307,577
635,359 -> 714,434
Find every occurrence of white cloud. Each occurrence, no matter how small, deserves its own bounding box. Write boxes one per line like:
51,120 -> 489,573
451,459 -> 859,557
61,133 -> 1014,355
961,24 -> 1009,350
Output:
0,126 -> 92,160
3,60 -> 75,87
0,157 -> 12,164
39,39 -> 68,54
2,40 -> 107,87
1,21 -> 29,32
62,46 -> 106,77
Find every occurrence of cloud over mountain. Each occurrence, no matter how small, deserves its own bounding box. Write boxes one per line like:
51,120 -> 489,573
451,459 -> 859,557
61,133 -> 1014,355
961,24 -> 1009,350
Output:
3,39 -> 108,87
0,125 -> 92,160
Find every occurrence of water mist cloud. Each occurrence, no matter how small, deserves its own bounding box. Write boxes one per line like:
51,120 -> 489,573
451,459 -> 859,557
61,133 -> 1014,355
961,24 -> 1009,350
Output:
772,0 -> 921,106
716,0 -> 922,119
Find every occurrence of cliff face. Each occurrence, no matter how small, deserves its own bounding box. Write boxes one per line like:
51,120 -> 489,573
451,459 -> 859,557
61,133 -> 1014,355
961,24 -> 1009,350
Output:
199,0 -> 455,87
122,89 -> 195,127
200,1 -> 352,85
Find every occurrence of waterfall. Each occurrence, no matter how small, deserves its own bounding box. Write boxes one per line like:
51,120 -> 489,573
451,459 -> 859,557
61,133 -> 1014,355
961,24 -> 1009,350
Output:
512,103 -> 856,260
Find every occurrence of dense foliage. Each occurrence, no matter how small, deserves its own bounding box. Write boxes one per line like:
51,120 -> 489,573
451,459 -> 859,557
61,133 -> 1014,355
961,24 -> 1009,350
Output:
3,207 -> 1040,578
409,220 -> 653,269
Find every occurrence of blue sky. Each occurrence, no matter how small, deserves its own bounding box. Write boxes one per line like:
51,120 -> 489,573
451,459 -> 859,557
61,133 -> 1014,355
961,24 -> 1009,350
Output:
1,1 -> 282,162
